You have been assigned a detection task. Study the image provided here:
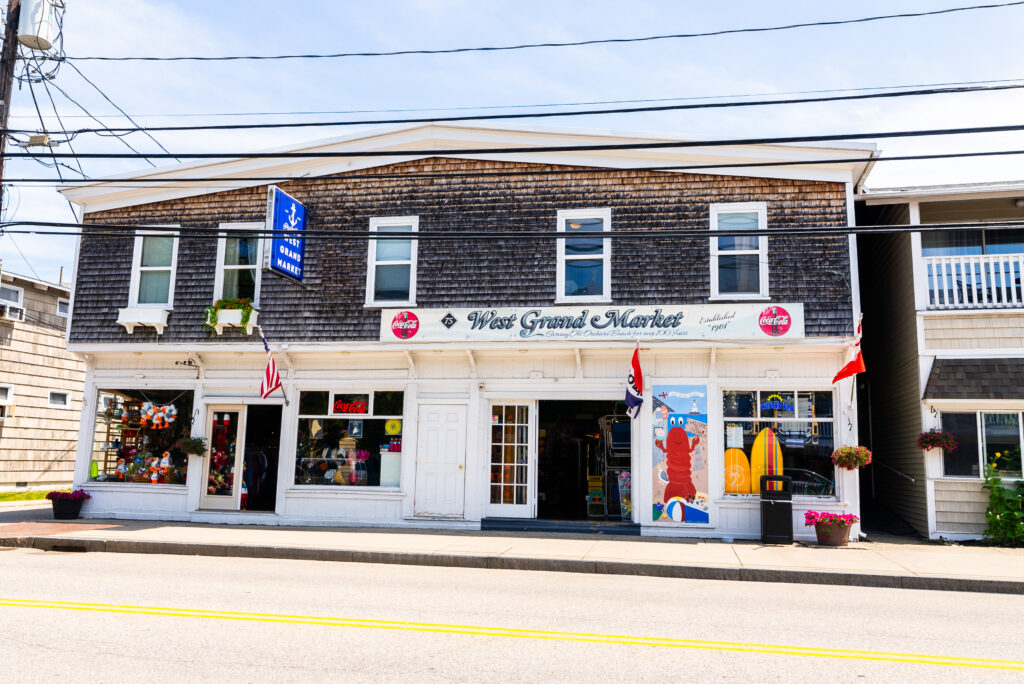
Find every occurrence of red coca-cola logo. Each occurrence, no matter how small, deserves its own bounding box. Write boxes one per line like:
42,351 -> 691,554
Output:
333,400 -> 368,414
759,306 -> 792,336
391,311 -> 419,339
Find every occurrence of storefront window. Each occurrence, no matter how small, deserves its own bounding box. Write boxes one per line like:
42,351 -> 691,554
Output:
722,390 -> 835,496
89,389 -> 194,484
942,412 -> 1023,479
295,390 -> 404,487
490,405 -> 529,505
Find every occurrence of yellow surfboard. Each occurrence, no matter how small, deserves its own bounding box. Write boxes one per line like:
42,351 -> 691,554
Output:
724,448 -> 752,494
750,428 -> 784,492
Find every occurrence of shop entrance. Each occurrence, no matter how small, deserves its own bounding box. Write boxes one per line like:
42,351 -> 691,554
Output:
200,404 -> 281,512
537,401 -> 632,521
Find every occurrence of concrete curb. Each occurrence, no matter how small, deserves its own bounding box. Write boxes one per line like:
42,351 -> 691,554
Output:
3,534 -> 1022,595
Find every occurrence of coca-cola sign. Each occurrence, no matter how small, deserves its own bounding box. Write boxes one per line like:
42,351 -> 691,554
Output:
758,306 -> 792,337
391,311 -> 419,339
332,393 -> 369,415
379,304 -> 804,342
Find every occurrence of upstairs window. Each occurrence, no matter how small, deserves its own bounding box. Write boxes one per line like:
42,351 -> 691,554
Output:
0,283 -> 23,306
710,203 -> 768,299
366,216 -> 418,306
921,229 -> 1024,257
556,208 -> 612,303
57,298 -> 70,317
129,231 -> 178,308
214,223 -> 263,305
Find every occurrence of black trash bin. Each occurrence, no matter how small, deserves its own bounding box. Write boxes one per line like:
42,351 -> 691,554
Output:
760,475 -> 793,544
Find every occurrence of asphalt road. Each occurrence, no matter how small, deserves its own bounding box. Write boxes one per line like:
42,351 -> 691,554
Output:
0,547 -> 1021,682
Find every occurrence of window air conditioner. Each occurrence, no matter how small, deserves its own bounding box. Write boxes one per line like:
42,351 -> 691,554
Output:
0,304 -> 24,322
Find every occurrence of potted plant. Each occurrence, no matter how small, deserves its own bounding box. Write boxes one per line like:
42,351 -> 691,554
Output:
45,489 -> 92,520
915,428 -> 958,452
804,510 -> 859,546
831,445 -> 872,470
204,298 -> 257,336
173,436 -> 208,456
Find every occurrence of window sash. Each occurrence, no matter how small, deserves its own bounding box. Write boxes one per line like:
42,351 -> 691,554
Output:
556,209 -> 611,303
0,285 -> 23,305
214,225 -> 263,305
941,411 -> 1024,480
710,203 -> 768,299
366,217 -> 418,306
130,230 -> 178,308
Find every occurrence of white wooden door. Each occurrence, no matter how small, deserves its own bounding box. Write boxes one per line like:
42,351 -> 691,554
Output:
484,402 -> 537,519
413,404 -> 467,517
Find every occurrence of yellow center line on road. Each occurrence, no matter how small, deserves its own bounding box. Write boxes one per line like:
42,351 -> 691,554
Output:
1,598 -> 1021,672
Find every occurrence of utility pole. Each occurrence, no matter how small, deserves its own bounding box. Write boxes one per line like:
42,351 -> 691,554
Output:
0,0 -> 20,217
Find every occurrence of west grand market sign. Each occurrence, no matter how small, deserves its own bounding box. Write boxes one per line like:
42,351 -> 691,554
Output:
380,304 -> 805,342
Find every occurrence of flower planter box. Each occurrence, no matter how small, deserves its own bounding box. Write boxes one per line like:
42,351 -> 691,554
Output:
51,498 -> 86,520
814,523 -> 851,547
117,307 -> 169,335
209,308 -> 258,336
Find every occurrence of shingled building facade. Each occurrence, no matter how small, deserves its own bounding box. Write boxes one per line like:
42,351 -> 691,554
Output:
63,124 -> 874,539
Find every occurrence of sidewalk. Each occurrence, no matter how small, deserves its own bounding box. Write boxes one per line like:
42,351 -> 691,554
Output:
2,502 -> 1022,594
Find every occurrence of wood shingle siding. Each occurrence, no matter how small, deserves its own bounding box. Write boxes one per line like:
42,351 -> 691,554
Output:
72,158 -> 852,344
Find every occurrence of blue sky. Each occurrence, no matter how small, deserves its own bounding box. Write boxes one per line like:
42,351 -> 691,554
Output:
2,0 -> 1024,282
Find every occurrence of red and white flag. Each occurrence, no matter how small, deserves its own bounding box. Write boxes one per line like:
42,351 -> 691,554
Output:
259,330 -> 283,399
833,319 -> 866,384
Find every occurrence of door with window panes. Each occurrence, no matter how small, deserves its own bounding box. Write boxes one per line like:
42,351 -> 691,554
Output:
485,402 -> 537,518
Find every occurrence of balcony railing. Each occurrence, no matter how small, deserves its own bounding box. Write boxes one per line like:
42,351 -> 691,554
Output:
925,254 -> 1024,309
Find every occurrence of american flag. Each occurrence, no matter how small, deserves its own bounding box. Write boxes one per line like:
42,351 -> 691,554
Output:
259,330 -> 283,399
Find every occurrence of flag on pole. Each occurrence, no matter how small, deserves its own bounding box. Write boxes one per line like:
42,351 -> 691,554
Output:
259,329 -> 283,399
625,347 -> 644,419
833,319 -> 866,384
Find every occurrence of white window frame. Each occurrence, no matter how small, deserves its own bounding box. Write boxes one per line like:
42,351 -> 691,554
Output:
56,297 -> 70,317
0,282 -> 24,306
709,202 -> 769,300
365,216 -> 418,307
556,208 -> 612,304
213,222 -> 265,307
128,228 -> 179,309
940,410 -> 1024,481
47,390 -> 71,409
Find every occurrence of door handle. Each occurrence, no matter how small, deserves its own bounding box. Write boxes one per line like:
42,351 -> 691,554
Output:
459,465 -> 464,470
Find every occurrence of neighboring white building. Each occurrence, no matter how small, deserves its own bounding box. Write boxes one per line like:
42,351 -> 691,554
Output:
858,181 -> 1024,540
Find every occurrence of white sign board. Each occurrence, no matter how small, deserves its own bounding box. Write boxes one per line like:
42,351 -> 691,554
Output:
380,304 -> 804,343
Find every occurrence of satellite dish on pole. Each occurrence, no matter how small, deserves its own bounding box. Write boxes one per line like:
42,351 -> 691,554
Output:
18,0 -> 60,51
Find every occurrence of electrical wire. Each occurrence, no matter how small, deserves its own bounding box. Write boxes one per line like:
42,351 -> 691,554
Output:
7,81 -> 1023,136
5,121 -> 1024,160
45,76 -> 159,167
64,61 -> 179,162
4,219 -> 1024,241
1,233 -> 43,280
9,76 -> 1024,121
4,148 -> 1024,189
56,2 -> 1024,61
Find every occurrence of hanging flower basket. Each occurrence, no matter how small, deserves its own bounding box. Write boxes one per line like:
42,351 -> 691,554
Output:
831,446 -> 872,470
915,428 -> 958,452
46,489 -> 92,520
804,511 -> 859,547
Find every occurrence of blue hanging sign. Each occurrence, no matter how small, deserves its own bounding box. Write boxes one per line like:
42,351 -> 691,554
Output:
266,186 -> 306,282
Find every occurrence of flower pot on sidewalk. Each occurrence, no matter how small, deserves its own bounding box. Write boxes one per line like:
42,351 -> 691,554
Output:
50,498 -> 85,520
46,489 -> 91,520
814,523 -> 851,547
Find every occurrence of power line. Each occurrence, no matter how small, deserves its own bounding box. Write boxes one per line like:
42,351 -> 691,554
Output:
64,61 -> 179,162
45,75 -> 159,167
5,122 -> 1024,160
5,219 -> 1024,241
1,232 -> 43,280
9,77 -> 1024,121
56,2 -> 1024,62
8,81 -> 1024,136
7,148 -> 1024,187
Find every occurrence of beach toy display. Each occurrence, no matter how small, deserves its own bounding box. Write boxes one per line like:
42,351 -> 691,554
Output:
750,428 -> 784,492
724,447 -> 752,494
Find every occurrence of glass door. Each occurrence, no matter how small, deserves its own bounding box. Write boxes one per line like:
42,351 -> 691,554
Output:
485,402 -> 536,518
200,407 -> 245,510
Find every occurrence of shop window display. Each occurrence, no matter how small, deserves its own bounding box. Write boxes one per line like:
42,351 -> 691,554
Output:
722,390 -> 835,496
295,391 -> 404,487
89,389 -> 195,484
941,411 -> 1023,479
